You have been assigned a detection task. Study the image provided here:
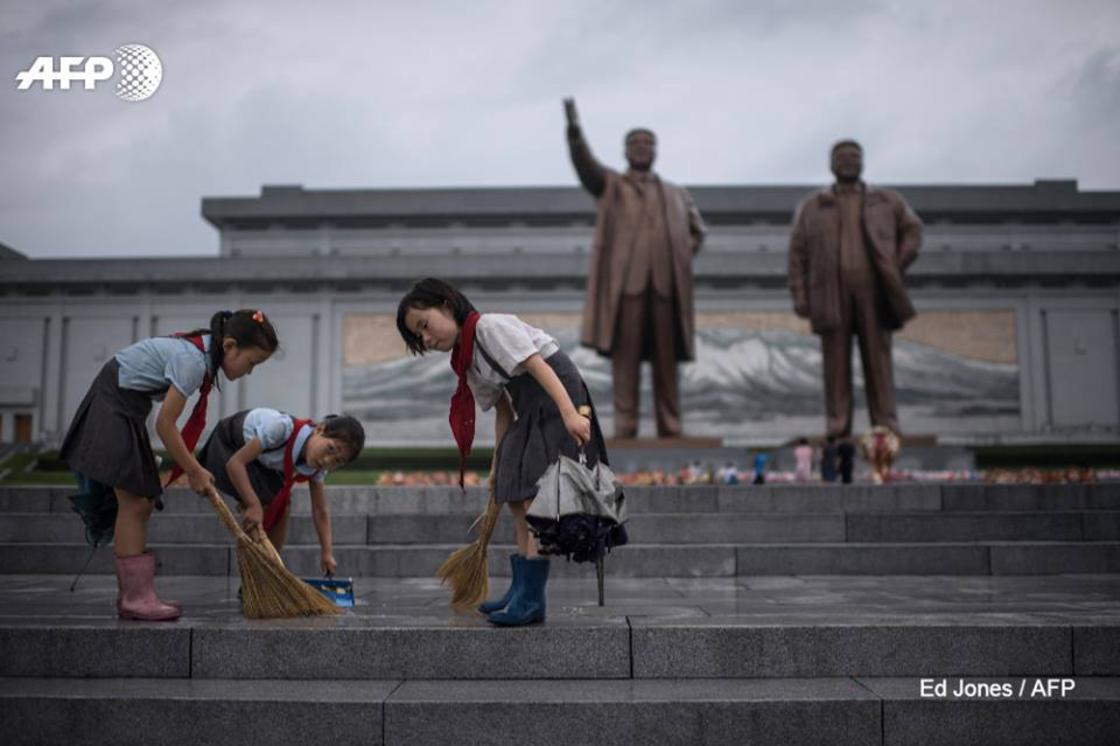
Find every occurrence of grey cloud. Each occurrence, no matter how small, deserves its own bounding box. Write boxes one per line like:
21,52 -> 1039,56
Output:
1,0 -> 1118,258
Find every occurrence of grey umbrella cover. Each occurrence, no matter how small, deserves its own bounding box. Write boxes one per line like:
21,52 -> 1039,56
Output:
528,454 -> 627,524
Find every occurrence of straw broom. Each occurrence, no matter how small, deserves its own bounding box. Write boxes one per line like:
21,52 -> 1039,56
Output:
204,487 -> 340,619
437,476 -> 502,611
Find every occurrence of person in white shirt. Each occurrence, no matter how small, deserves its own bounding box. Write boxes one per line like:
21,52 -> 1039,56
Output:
397,278 -> 625,626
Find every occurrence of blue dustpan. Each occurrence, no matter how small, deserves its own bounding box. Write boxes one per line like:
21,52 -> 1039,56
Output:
302,576 -> 354,607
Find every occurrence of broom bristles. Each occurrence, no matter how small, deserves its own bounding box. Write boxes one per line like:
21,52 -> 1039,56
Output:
439,481 -> 503,611
206,488 -> 341,619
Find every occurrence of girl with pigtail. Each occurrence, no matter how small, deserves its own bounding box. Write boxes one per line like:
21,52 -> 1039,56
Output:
60,309 -> 279,621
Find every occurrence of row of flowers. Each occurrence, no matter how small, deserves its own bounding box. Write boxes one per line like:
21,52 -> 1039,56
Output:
370,467 -> 1117,486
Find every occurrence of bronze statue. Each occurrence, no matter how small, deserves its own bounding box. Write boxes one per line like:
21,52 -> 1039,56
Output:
564,98 -> 706,439
788,140 -> 922,438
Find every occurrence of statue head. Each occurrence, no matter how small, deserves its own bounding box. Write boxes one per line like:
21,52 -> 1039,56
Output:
624,128 -> 657,172
830,139 -> 863,184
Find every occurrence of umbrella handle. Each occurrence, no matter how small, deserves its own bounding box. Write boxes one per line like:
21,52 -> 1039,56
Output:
577,405 -> 591,468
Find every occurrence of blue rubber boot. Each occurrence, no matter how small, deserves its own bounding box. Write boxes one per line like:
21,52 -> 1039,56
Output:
487,556 -> 549,626
478,554 -> 523,614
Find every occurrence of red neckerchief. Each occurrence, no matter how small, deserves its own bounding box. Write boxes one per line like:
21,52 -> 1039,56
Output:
263,418 -> 319,532
449,311 -> 481,488
165,334 -> 214,486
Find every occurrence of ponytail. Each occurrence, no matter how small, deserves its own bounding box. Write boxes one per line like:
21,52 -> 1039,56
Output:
182,309 -> 280,388
320,414 -> 366,463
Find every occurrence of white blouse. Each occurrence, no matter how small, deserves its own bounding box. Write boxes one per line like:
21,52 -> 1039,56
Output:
467,314 -> 559,411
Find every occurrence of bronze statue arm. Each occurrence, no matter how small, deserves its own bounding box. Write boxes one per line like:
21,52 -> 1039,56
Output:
788,202 -> 810,318
564,97 -> 608,197
685,190 -> 707,255
895,197 -> 922,271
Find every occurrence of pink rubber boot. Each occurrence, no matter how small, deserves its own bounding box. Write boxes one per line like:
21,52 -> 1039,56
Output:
115,552 -> 181,621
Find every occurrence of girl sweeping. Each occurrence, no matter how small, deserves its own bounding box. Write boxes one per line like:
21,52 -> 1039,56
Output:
60,309 -> 279,621
397,277 -> 618,627
196,408 -> 365,574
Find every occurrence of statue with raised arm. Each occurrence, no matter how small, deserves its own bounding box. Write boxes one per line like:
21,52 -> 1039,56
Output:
564,97 -> 706,439
788,139 -> 923,439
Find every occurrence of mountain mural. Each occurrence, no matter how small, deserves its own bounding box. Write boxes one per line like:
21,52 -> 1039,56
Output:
343,325 -> 1020,443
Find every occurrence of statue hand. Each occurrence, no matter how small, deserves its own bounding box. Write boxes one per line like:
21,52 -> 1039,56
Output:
563,97 -> 580,128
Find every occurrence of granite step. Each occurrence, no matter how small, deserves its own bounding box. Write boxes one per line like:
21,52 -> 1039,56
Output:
3,541 -> 1119,577
6,510 -> 1117,545
2,483 -> 1116,517
859,676 -> 1120,746
3,616 -> 1115,680
4,676 -> 1116,746
0,678 -> 391,746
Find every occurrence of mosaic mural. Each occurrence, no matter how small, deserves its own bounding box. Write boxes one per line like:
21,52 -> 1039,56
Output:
341,310 -> 1020,443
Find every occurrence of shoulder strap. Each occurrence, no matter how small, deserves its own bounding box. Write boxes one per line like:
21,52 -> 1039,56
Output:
473,338 -> 512,381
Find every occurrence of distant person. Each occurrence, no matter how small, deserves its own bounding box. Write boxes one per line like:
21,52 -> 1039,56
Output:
752,450 -> 769,485
820,435 -> 839,483
838,438 -> 856,484
793,437 -> 813,482
721,462 -> 740,485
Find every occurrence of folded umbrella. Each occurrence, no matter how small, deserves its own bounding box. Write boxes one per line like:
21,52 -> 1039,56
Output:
66,473 -> 117,591
527,453 -> 628,564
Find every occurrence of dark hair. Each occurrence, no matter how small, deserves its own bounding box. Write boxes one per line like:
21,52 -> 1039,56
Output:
319,414 -> 365,463
624,127 -> 656,145
831,139 -> 862,155
798,437 -> 809,445
184,309 -> 280,389
395,278 -> 477,355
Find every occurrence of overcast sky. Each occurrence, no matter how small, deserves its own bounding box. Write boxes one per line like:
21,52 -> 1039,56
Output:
2,0 -> 1118,258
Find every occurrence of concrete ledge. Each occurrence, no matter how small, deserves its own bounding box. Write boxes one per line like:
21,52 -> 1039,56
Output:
384,678 -> 880,746
0,625 -> 190,677
0,678 -> 391,746
0,514 -> 368,545
2,483 -> 1116,517
941,484 -> 1120,511
624,485 -> 721,513
1074,626 -> 1120,675
718,484 -> 943,513
192,622 -> 630,680
1085,512 -> 1120,540
10,542 -> 1118,577
736,543 -> 991,575
0,544 -> 230,575
846,512 -> 1091,542
989,543 -> 1120,574
367,512 -> 845,545
631,621 -> 1072,678
4,674 -> 1119,746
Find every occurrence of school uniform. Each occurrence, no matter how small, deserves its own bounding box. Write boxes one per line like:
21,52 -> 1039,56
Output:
468,314 -> 610,504
197,408 -> 323,529
60,334 -> 215,499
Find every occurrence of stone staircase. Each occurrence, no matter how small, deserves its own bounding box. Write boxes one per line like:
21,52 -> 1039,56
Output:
1,482 -> 1118,744
1,482 -> 1118,577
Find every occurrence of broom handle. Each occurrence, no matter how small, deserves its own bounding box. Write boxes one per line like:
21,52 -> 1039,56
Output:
205,487 -> 250,541
254,526 -> 285,565
205,487 -> 287,565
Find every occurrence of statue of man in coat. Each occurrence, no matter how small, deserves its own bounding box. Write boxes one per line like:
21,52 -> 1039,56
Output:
788,140 -> 922,438
564,98 -> 706,439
